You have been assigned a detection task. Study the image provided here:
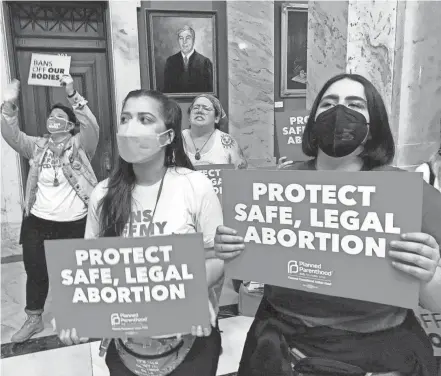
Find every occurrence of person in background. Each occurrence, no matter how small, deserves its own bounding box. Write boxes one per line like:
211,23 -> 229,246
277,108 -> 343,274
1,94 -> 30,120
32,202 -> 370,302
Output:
57,89 -> 224,376
1,75 -> 99,343
415,147 -> 440,191
214,73 -> 441,376
163,25 -> 213,94
182,94 -> 247,169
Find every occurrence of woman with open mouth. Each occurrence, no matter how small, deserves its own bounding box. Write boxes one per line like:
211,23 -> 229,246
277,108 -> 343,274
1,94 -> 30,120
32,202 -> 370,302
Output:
1,75 -> 99,344
182,94 -> 247,169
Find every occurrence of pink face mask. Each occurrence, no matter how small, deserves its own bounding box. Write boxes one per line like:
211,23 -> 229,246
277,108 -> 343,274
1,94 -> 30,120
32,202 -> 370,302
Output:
116,129 -> 173,164
46,116 -> 73,134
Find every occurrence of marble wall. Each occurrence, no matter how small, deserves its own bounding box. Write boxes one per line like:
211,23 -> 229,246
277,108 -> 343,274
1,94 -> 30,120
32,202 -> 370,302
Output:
108,0 -> 142,118
307,0 -> 441,168
0,4 -> 24,250
306,1 -> 348,109
394,1 -> 441,167
227,1 -> 275,160
346,0 -> 398,117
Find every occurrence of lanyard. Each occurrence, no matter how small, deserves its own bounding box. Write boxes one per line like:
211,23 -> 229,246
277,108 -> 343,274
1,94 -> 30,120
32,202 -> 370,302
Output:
146,168 -> 167,236
99,168 -> 168,357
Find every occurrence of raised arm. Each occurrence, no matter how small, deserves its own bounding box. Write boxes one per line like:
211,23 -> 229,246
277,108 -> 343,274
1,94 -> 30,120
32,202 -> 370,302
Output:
1,80 -> 38,160
61,75 -> 99,160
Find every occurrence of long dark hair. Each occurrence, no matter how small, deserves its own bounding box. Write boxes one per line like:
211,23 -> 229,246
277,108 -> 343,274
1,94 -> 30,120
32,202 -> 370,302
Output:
98,90 -> 194,237
302,73 -> 395,169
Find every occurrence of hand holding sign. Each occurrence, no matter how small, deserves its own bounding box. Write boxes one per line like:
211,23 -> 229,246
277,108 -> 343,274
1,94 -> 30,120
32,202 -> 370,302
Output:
60,74 -> 74,96
192,299 -> 216,337
3,79 -> 20,103
389,233 -> 440,283
52,318 -> 89,346
214,225 -> 245,261
277,156 -> 295,170
54,299 -> 216,345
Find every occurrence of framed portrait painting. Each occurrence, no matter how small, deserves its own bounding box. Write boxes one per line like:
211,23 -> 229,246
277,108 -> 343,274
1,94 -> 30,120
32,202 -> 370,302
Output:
145,9 -> 218,99
280,3 -> 308,98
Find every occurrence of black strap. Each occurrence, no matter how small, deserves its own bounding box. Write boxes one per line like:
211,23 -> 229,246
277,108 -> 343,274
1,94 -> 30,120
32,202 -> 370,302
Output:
427,163 -> 436,186
146,168 -> 167,236
293,356 -> 366,376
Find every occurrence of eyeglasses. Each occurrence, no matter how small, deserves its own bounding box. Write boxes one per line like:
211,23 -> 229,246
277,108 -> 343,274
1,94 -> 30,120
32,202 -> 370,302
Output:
191,105 -> 214,113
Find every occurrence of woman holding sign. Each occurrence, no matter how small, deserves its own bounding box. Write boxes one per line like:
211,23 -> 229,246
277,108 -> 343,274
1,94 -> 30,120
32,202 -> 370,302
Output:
57,89 -> 224,376
182,94 -> 248,169
215,74 -> 441,376
1,76 -> 99,343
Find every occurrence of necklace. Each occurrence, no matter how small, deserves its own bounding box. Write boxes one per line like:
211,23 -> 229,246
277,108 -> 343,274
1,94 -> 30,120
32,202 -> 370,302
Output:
41,149 -> 61,187
189,130 -> 216,160
52,158 -> 60,187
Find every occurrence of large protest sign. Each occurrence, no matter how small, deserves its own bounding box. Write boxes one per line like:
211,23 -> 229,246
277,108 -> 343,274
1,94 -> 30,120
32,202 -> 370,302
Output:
44,234 -> 209,338
415,307 -> 441,356
222,169 -> 423,309
28,53 -> 71,87
275,110 -> 310,162
195,164 -> 234,203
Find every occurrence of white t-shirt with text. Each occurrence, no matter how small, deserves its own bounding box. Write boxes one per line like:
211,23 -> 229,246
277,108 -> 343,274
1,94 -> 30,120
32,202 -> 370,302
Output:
31,149 -> 87,222
85,167 -> 224,313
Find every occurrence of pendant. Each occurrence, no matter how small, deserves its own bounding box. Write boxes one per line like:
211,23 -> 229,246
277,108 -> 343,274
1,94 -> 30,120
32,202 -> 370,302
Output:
53,177 -> 60,187
195,152 -> 201,160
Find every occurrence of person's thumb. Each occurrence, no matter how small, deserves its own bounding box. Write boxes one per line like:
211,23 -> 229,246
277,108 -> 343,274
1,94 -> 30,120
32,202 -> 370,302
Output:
51,318 -> 57,332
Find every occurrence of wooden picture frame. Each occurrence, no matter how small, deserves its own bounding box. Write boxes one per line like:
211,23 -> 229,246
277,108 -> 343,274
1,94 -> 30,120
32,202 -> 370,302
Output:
145,9 -> 218,99
280,3 -> 308,98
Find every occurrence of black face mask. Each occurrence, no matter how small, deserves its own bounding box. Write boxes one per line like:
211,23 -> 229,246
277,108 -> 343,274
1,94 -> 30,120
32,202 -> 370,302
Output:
313,104 -> 369,158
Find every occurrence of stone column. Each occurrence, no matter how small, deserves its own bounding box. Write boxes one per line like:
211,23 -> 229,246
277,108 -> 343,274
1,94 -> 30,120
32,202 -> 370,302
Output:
227,0 -> 275,162
108,0 -> 142,118
307,0 -> 441,169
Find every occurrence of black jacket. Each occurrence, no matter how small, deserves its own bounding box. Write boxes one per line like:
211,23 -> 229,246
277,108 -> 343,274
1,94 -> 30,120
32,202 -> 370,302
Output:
163,50 -> 213,94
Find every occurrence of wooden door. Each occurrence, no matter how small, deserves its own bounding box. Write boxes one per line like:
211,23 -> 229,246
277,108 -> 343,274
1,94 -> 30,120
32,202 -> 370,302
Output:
6,1 -> 115,182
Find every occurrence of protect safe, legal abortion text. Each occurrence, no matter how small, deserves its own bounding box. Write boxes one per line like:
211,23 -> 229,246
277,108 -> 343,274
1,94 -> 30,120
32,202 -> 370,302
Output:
59,245 -> 195,304
234,183 -> 401,258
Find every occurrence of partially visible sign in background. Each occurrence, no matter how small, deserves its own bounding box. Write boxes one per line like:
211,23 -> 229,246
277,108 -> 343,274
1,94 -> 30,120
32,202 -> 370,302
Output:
275,110 -> 310,162
28,53 -> 71,87
195,164 -> 234,204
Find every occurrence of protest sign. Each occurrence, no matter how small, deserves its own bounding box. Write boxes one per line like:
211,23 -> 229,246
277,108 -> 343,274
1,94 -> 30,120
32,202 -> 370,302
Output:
195,164 -> 234,202
28,53 -> 71,87
275,110 -> 310,162
44,233 -> 209,338
222,169 -> 423,309
415,307 -> 441,356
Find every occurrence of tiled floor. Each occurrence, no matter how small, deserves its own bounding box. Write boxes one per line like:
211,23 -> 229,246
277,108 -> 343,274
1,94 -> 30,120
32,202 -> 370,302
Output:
1,253 -> 250,376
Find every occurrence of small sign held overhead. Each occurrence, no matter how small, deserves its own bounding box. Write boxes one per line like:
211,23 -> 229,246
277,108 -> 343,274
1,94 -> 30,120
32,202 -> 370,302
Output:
28,53 -> 71,87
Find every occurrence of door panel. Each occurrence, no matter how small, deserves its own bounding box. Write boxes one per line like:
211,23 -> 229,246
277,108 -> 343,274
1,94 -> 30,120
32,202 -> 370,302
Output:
15,49 -> 114,181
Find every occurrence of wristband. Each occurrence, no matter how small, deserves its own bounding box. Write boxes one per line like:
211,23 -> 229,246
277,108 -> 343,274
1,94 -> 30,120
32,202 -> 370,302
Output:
67,90 -> 77,98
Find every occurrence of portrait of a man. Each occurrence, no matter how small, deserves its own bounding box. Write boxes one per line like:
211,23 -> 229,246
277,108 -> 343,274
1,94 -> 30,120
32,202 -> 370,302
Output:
146,10 -> 218,98
163,26 -> 213,94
